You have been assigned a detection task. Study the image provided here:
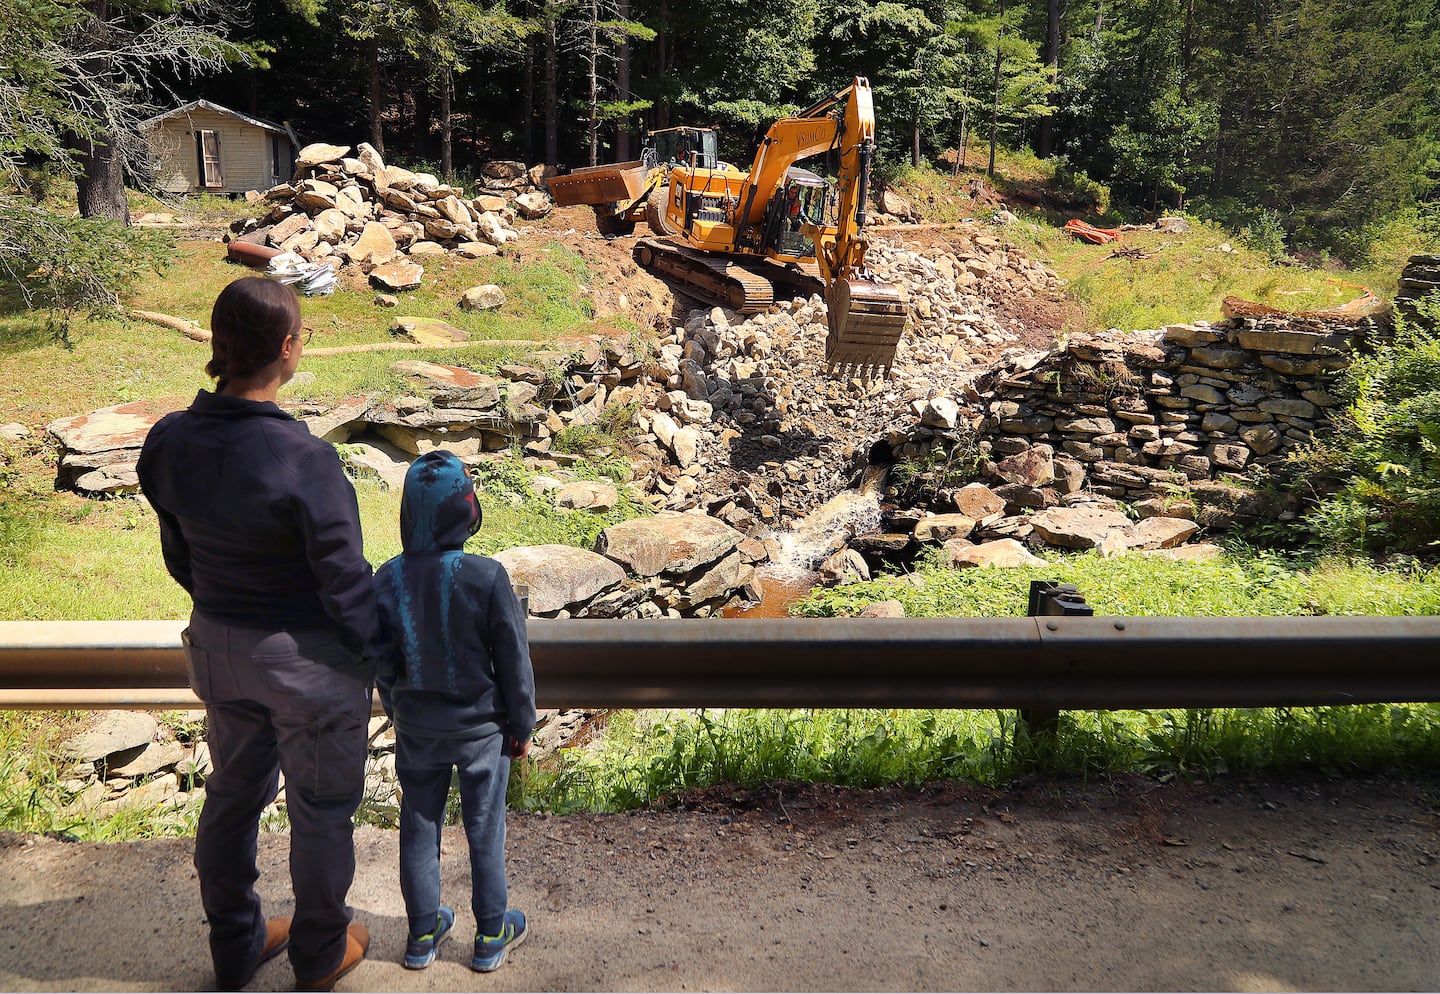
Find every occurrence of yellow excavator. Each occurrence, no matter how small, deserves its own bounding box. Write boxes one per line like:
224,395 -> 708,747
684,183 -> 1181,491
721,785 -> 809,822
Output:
633,76 -> 908,375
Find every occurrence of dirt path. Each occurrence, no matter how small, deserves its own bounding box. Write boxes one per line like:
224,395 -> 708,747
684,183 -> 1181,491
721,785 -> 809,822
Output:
2,773 -> 1438,991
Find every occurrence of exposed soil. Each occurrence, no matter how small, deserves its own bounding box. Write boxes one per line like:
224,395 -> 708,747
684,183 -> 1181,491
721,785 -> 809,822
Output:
526,205 -> 1082,351
2,773 -> 1438,991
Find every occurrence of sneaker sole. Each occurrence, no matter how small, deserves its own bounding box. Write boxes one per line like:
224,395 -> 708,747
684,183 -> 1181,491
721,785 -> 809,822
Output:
471,925 -> 528,973
404,913 -> 454,970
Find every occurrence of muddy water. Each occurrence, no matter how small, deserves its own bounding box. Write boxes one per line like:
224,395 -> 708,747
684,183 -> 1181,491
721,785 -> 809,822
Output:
721,569 -> 819,618
723,465 -> 888,618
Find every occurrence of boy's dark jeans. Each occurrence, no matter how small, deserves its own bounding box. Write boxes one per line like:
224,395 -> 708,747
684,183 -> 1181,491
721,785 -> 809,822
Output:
183,611 -> 372,988
395,731 -> 511,938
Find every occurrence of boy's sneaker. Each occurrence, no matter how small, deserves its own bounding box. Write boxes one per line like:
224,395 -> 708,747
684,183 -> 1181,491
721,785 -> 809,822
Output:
404,905 -> 455,970
471,909 -> 528,972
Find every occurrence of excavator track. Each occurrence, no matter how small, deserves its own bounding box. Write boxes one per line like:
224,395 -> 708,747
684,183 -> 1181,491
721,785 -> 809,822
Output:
636,238 -> 799,313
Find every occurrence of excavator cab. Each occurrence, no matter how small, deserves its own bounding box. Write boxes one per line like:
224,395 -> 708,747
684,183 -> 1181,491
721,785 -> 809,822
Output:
646,127 -> 721,171
761,168 -> 829,260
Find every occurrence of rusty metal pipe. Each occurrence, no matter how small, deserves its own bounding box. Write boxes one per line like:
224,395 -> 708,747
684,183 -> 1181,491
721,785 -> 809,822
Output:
2,617 -> 1439,711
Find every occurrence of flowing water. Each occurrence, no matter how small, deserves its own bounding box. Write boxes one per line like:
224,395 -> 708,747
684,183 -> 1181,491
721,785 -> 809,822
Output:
723,464 -> 888,618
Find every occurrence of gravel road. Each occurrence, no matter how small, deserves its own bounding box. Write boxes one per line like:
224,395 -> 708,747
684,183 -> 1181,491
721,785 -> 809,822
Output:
2,773 -> 1438,991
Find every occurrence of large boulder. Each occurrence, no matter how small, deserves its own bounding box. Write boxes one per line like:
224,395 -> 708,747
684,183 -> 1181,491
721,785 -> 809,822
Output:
62,711 -> 158,764
944,538 -> 1048,569
595,512 -> 744,577
296,142 -> 351,167
492,545 -> 625,614
48,401 -> 168,493
391,361 -> 500,409
1029,506 -> 1135,550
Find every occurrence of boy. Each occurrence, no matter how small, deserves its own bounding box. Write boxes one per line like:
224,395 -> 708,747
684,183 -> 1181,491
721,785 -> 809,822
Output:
373,450 -> 536,972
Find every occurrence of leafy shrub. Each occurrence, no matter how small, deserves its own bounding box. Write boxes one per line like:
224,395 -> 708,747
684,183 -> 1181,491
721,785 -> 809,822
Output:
1296,298 -> 1440,555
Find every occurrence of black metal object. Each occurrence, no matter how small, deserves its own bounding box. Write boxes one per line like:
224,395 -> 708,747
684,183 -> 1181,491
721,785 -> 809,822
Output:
1027,580 -> 1095,618
1021,581 -> 1096,736
3,616 -> 1440,711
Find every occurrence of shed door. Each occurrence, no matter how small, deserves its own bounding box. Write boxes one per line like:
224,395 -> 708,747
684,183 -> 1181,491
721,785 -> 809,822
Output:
196,130 -> 224,188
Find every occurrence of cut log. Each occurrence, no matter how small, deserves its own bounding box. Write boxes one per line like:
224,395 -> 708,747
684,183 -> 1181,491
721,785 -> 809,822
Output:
305,339 -> 546,357
130,310 -> 211,342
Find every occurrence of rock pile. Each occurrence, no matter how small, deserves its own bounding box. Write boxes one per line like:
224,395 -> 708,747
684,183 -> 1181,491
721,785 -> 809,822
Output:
50,707 -> 597,832
867,232 -> 1063,363
229,142 -> 554,291
1396,253 -> 1439,328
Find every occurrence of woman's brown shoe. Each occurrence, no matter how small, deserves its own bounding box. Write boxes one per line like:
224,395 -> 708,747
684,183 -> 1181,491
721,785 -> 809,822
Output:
296,923 -> 369,992
220,916 -> 291,991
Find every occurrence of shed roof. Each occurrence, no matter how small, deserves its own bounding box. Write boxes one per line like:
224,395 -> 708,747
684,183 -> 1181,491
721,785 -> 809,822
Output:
140,100 -> 289,136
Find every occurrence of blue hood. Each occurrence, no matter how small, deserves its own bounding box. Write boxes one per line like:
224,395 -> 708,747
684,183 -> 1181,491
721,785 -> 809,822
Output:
399,450 -> 481,553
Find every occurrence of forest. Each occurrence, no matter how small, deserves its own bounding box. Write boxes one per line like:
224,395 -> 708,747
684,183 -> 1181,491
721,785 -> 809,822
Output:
4,0 -> 1438,264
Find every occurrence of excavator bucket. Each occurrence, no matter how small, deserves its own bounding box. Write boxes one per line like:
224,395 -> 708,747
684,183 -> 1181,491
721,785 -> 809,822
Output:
824,278 -> 908,377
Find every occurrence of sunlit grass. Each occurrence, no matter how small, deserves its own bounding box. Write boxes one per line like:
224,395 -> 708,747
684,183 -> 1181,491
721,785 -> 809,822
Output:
510,702 -> 1440,813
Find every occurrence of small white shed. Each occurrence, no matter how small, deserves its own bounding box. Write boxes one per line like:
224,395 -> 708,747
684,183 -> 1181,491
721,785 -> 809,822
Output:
141,100 -> 298,196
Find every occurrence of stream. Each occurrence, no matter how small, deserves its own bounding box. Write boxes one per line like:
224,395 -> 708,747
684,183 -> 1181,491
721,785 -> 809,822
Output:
723,464 -> 887,618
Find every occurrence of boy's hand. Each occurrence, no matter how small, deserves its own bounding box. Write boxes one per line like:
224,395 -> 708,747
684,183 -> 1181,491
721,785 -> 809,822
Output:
506,734 -> 530,759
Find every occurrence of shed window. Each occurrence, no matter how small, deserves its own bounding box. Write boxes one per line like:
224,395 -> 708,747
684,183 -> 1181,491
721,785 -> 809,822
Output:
196,129 -> 223,188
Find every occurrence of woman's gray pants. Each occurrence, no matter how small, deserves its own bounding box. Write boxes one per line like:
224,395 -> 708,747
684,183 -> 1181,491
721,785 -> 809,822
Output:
182,611 -> 372,989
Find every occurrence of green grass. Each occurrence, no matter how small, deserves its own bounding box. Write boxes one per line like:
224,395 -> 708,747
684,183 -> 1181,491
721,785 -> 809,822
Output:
793,548 -> 1440,619
510,702 -> 1440,813
886,154 -> 1439,335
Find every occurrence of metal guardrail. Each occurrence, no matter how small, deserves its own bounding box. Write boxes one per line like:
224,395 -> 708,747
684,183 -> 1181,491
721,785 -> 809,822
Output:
2,617 -> 1439,711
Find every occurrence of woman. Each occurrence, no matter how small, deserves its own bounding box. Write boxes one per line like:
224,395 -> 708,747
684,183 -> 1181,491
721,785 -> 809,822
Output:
136,277 -> 376,992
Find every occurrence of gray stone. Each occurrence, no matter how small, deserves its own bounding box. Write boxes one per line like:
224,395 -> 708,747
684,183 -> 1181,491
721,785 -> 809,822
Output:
995,446 -> 1054,487
1180,384 -> 1225,404
302,397 -> 371,443
945,538 -> 1048,568
1188,347 -> 1249,369
1141,543 -> 1225,562
492,545 -> 625,614
1051,456 -> 1087,494
63,711 -> 158,764
555,480 -> 619,512
370,259 -> 424,291
596,512 -> 743,577
107,740 -> 186,779
1130,516 -> 1200,549
1029,506 -> 1134,550
817,548 -> 869,587
1239,425 -> 1281,455
1259,398 -> 1318,419
1055,416 -> 1116,436
913,514 -> 977,543
1207,443 -> 1250,471
392,361 -> 500,409
1001,415 -> 1054,434
1201,412 -> 1240,434
1162,324 -> 1222,347
856,600 -> 907,618
921,397 -> 960,429
340,438 -> 413,490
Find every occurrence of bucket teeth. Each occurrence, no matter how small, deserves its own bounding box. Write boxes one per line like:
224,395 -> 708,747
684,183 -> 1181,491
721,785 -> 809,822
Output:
825,278 -> 908,378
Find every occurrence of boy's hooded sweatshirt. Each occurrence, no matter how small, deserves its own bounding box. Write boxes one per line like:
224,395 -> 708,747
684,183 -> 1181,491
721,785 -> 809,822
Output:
374,451 -> 535,742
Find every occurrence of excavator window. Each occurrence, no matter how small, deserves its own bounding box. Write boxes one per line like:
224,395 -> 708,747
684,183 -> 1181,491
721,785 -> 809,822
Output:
647,128 -> 720,170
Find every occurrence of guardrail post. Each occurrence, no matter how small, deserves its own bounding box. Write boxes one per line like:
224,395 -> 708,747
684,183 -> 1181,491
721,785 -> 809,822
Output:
1019,581 -> 1094,742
